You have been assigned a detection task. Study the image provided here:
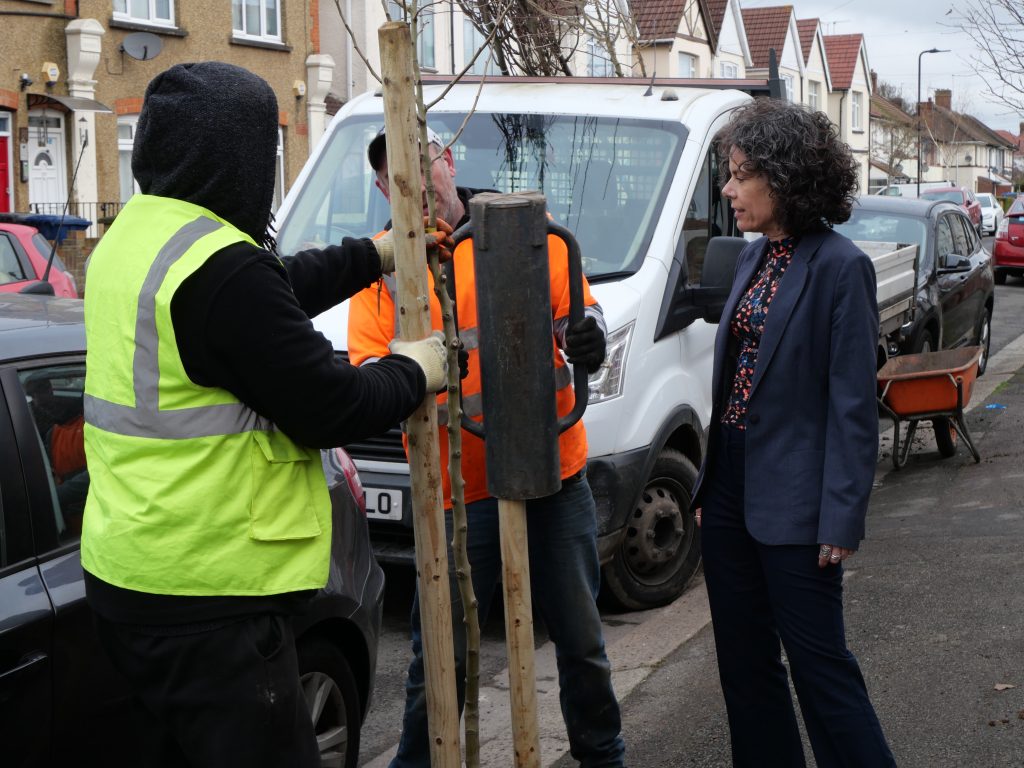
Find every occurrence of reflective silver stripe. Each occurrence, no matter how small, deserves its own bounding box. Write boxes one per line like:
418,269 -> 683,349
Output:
555,364 -> 572,389
134,218 -> 225,408
90,216 -> 263,439
85,394 -> 267,439
437,392 -> 483,426
460,327 -> 478,350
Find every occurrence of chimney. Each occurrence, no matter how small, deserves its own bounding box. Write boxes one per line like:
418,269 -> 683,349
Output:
870,70 -> 878,92
935,89 -> 952,110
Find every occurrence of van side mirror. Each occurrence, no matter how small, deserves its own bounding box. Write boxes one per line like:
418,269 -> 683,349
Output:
696,236 -> 746,323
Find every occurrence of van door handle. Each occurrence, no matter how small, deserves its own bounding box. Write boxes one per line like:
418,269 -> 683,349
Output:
0,651 -> 48,685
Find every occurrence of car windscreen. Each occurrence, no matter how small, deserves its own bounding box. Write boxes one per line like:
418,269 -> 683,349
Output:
276,113 -> 687,280
920,190 -> 962,204
1008,197 -> 1024,217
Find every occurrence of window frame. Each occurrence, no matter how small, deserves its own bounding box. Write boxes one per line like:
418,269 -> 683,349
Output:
852,91 -> 863,130
231,0 -> 282,43
113,0 -> 175,27
117,115 -> 140,204
808,80 -> 820,111
719,61 -> 738,79
678,52 -> 696,78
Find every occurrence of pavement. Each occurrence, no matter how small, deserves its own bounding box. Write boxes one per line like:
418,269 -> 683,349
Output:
361,332 -> 1024,768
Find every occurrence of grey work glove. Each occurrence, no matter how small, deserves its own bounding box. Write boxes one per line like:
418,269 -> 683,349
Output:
372,217 -> 455,274
565,316 -> 606,374
389,331 -> 448,393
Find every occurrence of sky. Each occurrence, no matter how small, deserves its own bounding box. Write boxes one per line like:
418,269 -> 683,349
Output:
738,0 -> 1022,135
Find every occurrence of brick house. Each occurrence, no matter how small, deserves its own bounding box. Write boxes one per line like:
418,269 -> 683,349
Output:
0,0 -> 329,241
918,89 -> 1016,194
740,5 -> 802,102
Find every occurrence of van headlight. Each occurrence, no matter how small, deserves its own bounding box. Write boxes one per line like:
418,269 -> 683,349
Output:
588,322 -> 633,403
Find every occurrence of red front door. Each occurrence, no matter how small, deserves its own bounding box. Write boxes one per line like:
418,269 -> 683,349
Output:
0,135 -> 10,212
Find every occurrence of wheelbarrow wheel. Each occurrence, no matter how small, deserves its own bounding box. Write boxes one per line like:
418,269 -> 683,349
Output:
934,416 -> 958,458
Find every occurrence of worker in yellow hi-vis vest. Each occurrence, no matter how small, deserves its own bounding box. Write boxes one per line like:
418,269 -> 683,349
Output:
80,62 -> 453,768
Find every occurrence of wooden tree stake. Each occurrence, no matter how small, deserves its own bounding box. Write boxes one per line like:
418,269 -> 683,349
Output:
378,20 -> 461,768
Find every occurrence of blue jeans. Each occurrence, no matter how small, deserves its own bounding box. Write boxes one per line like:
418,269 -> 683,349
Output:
701,425 -> 895,768
390,475 -> 625,768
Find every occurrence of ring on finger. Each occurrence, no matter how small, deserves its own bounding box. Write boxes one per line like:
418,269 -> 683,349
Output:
829,553 -> 841,562
819,545 -> 832,557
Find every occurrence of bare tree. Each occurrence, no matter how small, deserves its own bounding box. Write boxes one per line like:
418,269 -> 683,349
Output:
955,1 -> 1024,114
458,0 -> 581,76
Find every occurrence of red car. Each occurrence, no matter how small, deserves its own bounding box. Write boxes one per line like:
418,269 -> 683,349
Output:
993,195 -> 1024,285
920,186 -> 983,234
0,222 -> 78,298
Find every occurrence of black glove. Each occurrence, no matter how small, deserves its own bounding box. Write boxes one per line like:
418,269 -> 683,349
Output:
457,341 -> 470,380
564,316 -> 606,374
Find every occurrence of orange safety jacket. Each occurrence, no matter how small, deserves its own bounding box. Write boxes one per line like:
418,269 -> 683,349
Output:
348,233 -> 596,507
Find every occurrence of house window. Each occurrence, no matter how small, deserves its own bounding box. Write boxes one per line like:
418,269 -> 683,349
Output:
231,0 -> 281,41
678,52 -> 696,78
114,0 -> 174,25
587,37 -> 613,77
719,61 -> 737,79
808,81 -> 820,111
463,19 -> 490,75
852,92 -> 863,130
782,74 -> 794,101
417,7 -> 435,69
117,115 -> 140,204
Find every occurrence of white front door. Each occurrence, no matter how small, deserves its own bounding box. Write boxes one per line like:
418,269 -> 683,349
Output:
28,111 -> 67,210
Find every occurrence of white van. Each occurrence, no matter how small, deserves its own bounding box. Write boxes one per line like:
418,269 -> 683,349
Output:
275,76 -> 909,610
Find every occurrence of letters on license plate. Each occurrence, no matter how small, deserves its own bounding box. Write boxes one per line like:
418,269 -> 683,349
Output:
365,487 -> 403,521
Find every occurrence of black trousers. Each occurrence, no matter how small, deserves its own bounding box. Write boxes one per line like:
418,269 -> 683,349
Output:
701,424 -> 896,768
94,612 -> 319,768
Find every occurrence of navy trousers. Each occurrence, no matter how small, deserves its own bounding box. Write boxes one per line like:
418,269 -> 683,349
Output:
701,424 -> 896,768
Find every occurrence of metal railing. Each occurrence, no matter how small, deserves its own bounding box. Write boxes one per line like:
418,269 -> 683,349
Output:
28,201 -> 125,223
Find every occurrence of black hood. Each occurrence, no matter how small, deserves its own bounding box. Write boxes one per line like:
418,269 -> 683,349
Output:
132,62 -> 279,246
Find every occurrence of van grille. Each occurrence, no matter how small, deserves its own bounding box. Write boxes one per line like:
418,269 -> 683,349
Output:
345,427 -> 406,462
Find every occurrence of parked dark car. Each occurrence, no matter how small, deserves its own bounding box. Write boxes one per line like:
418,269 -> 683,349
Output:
0,295 -> 381,768
0,222 -> 78,298
919,186 -> 983,234
834,196 -> 995,374
993,195 -> 1024,285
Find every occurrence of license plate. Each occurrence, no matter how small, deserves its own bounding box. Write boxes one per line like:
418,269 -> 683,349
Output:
365,487 -> 403,521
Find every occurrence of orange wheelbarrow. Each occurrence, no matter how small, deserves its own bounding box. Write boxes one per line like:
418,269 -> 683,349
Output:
877,346 -> 983,470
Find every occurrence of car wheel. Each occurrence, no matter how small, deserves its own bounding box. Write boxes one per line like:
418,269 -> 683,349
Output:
601,448 -> 701,611
297,637 -> 362,768
994,269 -> 1007,286
975,307 -> 992,377
914,328 -> 934,355
933,416 -> 958,458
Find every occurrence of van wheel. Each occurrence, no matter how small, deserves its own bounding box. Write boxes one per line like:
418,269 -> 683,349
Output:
297,636 -> 362,768
601,449 -> 700,611
933,417 -> 958,458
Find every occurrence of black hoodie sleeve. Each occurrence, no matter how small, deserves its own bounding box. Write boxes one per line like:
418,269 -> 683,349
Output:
283,237 -> 384,318
171,241 -> 424,448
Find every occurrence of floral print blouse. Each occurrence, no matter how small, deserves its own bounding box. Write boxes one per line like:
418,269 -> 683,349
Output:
721,237 -> 796,429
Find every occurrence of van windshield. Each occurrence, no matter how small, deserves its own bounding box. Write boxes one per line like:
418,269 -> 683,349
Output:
276,113 -> 687,280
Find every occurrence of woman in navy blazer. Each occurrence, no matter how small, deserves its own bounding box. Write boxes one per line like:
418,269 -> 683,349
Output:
691,99 -> 896,767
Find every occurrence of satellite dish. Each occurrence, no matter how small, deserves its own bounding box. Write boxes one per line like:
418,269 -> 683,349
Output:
120,32 -> 163,61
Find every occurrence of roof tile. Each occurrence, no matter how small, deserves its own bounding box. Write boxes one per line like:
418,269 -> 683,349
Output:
823,33 -> 863,90
740,5 -> 793,69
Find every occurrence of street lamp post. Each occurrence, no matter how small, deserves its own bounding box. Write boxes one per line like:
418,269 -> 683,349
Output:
917,48 -> 949,197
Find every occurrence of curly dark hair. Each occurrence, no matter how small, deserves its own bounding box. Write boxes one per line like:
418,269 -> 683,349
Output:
715,98 -> 859,237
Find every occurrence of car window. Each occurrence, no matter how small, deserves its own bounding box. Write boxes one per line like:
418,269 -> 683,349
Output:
935,216 -> 954,261
0,233 -> 29,284
32,233 -> 70,274
921,190 -> 963,204
19,364 -> 88,546
1009,197 -> 1024,216
948,214 -> 970,257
